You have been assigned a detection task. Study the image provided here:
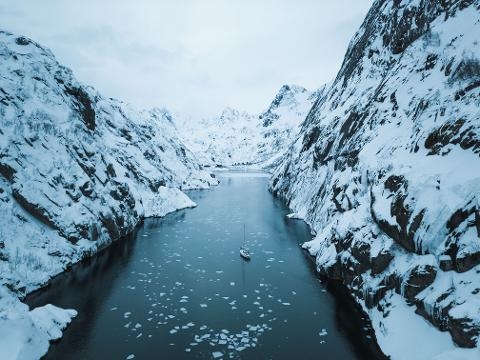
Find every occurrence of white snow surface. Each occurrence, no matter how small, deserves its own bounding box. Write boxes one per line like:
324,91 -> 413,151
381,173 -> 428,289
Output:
0,30 -> 217,359
0,287 -> 76,360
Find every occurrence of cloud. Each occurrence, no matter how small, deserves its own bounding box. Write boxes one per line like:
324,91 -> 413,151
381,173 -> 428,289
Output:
0,0 -> 373,116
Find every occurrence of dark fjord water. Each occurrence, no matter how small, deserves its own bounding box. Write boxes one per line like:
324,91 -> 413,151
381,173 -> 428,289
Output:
28,173 -> 385,359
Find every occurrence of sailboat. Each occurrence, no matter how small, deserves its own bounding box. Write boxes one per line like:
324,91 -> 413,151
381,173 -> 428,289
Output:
240,224 -> 251,260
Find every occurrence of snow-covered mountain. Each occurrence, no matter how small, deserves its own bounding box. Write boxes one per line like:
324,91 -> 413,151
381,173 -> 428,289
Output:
175,107 -> 260,167
256,84 -> 327,169
270,0 -> 480,358
176,84 -> 321,169
0,30 -> 216,358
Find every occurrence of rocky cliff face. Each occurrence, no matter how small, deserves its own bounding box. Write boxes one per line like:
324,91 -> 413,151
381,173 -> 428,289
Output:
270,0 -> 480,357
176,84 -> 321,169
0,30 -> 217,357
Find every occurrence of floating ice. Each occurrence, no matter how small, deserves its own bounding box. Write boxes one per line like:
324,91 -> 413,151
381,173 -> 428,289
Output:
319,329 -> 328,336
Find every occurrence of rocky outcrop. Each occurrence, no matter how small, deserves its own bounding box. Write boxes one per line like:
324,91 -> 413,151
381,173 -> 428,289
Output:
271,0 -> 480,354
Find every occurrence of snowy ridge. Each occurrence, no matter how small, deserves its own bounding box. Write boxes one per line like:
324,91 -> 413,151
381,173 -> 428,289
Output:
176,84 -> 321,169
270,1 -> 480,359
257,84 -> 327,169
0,30 -> 216,359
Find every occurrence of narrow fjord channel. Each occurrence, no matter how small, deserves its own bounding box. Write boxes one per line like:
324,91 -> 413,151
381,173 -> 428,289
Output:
28,173 -> 385,359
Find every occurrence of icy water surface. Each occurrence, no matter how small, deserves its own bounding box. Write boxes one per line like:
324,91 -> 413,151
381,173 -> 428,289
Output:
28,172 -> 385,359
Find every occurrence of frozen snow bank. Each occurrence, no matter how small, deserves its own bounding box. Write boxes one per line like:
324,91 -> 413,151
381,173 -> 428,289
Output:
0,288 -> 76,360
369,291 -> 480,360
143,186 -> 196,218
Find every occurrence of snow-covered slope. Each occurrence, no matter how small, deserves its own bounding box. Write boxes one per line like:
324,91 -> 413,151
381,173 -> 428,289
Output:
176,85 -> 320,169
257,84 -> 326,169
270,1 -> 480,359
176,107 -> 260,167
0,30 -> 216,359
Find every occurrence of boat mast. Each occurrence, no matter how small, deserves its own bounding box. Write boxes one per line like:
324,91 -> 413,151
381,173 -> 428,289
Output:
243,223 -> 246,247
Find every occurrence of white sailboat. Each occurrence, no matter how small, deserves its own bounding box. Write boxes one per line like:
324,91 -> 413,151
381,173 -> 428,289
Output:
240,224 -> 251,260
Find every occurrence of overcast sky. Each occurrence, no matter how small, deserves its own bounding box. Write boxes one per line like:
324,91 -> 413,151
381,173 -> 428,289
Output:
0,0 -> 372,117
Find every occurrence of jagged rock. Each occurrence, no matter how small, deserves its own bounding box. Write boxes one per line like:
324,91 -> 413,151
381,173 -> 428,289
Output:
449,317 -> 480,348
402,265 -> 437,302
64,86 -> 96,131
12,186 -> 56,229
79,181 -> 94,198
371,250 -> 394,276
439,255 -> 455,271
456,251 -> 480,273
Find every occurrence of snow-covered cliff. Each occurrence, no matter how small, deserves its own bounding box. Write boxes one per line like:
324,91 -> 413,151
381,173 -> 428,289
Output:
270,0 -> 480,358
0,30 -> 216,359
176,84 -> 321,169
257,84 -> 327,169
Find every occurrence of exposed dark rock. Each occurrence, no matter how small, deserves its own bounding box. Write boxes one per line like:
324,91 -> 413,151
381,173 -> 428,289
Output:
79,181 -> 94,197
439,255 -> 455,271
65,86 -> 96,131
12,187 -> 57,229
100,213 -> 120,241
339,111 -> 364,147
109,181 -> 135,210
0,161 -> 16,182
106,163 -> 116,178
455,251 -> 480,273
371,250 -> 394,275
402,265 -> 437,301
350,240 -> 371,271
449,317 -> 480,348
15,36 -> 30,46
301,126 -> 321,152
65,188 -> 81,202
447,205 -> 475,232
384,175 -> 406,193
